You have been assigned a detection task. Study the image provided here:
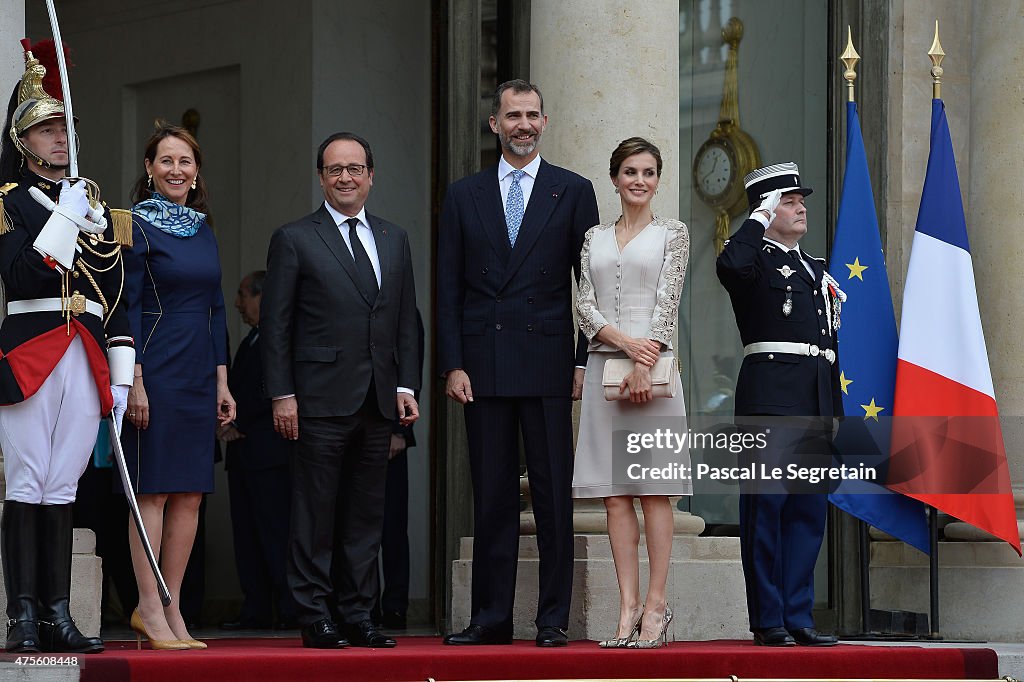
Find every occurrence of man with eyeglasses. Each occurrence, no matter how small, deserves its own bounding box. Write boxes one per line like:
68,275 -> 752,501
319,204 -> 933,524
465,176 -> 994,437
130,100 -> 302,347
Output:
260,132 -> 420,650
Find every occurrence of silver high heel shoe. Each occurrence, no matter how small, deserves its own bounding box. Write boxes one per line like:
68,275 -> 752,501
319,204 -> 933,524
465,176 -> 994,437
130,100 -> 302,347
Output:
598,606 -> 644,648
628,605 -> 673,648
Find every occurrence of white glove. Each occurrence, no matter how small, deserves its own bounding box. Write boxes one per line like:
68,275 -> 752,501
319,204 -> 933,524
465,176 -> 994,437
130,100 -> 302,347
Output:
111,384 -> 129,434
29,180 -> 106,236
57,179 -> 90,218
755,188 -> 783,225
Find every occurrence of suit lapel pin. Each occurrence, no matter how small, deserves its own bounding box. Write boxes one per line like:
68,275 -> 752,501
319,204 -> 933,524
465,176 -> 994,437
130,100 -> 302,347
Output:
552,193 -> 558,198
777,265 -> 795,279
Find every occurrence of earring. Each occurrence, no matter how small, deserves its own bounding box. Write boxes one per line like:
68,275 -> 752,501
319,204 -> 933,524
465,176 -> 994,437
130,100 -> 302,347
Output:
614,187 -> 619,194
146,175 -> 152,188
191,177 -> 197,190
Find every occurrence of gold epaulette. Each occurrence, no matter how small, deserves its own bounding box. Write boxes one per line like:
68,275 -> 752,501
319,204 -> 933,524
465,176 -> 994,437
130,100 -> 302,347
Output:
0,182 -> 17,235
109,208 -> 133,247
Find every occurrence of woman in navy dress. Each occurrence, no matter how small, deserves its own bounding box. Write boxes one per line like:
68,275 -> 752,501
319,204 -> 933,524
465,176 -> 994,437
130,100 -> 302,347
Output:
121,123 -> 235,650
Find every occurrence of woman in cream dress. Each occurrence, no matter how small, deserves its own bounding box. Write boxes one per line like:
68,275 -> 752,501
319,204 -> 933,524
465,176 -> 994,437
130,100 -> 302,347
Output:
574,138 -> 690,648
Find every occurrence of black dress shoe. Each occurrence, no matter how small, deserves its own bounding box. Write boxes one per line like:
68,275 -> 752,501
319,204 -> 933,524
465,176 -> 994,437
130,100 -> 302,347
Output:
301,619 -> 348,649
443,624 -> 512,645
343,620 -> 396,648
752,627 -> 796,647
536,626 -> 568,647
788,627 -> 838,646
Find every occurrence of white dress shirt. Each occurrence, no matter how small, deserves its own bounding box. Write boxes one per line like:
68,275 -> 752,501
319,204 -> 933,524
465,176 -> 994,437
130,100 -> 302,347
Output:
498,154 -> 542,213
323,203 -> 382,287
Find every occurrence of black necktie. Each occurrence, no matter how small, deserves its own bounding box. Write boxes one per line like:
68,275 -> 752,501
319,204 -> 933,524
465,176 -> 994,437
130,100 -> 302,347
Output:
346,217 -> 379,299
790,249 -> 812,283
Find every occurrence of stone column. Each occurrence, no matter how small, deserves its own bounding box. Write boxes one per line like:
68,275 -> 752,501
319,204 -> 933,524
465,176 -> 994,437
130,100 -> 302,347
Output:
945,0 -> 1024,543
530,1 -> 679,222
530,2 -> 689,534
507,4 -> 746,644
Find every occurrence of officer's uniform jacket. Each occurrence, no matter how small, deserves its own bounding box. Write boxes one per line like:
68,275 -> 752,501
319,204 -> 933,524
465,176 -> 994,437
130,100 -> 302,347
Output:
0,168 -> 133,413
716,218 -> 843,418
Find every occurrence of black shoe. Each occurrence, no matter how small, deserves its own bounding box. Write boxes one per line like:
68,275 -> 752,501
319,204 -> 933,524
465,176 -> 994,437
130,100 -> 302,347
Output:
381,610 -> 407,629
3,502 -> 40,653
6,619 -> 40,654
36,505 -> 103,653
301,619 -> 348,649
343,620 -> 396,648
788,627 -> 838,646
220,618 -> 273,631
535,625 -> 568,647
38,618 -> 103,654
752,627 -> 796,647
443,624 -> 512,645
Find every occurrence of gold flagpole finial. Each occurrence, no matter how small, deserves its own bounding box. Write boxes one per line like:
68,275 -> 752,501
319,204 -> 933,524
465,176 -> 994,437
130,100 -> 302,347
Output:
841,26 -> 860,103
928,19 -> 945,99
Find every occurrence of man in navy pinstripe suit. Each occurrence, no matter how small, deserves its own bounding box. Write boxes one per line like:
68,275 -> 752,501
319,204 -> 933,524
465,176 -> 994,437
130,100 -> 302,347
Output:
438,80 -> 599,647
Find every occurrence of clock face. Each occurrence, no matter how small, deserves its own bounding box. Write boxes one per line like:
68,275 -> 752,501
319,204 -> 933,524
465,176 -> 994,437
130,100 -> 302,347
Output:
696,143 -> 733,199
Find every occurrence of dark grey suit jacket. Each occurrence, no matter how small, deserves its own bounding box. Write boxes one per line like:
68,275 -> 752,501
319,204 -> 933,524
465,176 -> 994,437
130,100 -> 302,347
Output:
260,204 -> 419,419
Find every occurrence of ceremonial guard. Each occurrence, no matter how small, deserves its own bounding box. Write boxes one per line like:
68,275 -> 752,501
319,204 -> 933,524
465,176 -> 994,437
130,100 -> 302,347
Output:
0,40 -> 134,654
716,163 -> 844,647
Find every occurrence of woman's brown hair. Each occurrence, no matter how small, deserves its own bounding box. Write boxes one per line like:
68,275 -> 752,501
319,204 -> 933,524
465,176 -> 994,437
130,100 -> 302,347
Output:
609,137 -> 663,178
130,121 -> 210,217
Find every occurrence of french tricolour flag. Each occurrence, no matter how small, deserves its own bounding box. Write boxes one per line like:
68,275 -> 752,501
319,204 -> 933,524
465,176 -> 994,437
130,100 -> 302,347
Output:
889,99 -> 1020,555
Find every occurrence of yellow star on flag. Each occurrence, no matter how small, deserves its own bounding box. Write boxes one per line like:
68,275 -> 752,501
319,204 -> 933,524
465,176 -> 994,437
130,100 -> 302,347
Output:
846,257 -> 868,280
861,398 -> 884,421
840,371 -> 853,395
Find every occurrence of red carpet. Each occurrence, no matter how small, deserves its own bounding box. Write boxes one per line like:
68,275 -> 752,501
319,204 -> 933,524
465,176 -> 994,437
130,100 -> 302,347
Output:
80,636 -> 998,681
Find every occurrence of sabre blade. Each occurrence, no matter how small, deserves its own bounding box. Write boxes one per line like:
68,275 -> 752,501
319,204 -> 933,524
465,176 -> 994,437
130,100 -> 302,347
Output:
44,0 -> 78,177
108,418 -> 172,607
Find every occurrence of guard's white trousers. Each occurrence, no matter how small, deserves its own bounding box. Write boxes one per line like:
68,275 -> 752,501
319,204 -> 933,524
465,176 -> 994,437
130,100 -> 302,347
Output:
0,336 -> 100,504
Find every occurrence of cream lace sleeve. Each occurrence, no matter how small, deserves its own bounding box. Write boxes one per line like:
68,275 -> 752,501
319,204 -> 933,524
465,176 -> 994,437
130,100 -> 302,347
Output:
648,219 -> 689,346
575,225 -> 608,341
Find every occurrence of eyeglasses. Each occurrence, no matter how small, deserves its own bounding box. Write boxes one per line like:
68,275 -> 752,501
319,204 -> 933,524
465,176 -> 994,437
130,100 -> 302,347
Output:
323,164 -> 367,178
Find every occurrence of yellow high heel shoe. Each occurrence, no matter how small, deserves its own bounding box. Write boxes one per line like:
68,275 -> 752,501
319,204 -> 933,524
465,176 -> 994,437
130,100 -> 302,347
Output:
180,638 -> 207,650
598,605 -> 644,648
130,609 -> 190,651
628,605 -> 673,649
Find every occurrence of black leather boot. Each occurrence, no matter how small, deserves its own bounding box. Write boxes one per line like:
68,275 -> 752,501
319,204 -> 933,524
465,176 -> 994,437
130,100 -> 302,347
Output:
3,501 -> 41,653
37,504 -> 103,654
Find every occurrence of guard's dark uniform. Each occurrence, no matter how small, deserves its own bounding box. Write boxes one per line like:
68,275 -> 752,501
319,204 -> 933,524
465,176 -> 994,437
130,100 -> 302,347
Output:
717,215 -> 843,635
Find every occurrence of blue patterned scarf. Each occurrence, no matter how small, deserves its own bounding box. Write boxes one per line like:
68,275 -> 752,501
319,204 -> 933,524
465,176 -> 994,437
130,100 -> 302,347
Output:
132,193 -> 206,238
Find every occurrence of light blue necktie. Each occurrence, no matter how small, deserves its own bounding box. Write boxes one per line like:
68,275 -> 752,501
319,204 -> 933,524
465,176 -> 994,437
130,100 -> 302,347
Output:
506,169 -> 525,246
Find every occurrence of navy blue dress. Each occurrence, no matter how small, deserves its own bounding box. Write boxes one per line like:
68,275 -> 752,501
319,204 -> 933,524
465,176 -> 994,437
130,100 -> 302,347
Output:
120,215 -> 228,493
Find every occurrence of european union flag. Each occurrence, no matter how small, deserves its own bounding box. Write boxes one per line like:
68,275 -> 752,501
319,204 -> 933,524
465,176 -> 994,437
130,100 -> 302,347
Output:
828,101 -> 929,554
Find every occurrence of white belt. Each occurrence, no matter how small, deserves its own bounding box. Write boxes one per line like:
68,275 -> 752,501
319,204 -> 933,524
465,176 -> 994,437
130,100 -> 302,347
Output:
8,297 -> 103,319
744,341 -> 836,365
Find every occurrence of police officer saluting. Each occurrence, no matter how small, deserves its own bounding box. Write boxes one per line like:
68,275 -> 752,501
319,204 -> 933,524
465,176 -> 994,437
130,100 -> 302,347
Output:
716,163 -> 843,647
0,40 -> 134,654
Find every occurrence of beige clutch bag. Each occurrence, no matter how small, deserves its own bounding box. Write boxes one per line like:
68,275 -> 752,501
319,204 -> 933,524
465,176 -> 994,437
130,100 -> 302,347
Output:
602,356 -> 678,401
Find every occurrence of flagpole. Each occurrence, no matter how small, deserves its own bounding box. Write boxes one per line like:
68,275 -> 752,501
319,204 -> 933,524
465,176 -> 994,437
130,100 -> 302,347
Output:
925,20 -> 945,641
840,27 -> 876,635
929,20 -> 945,100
